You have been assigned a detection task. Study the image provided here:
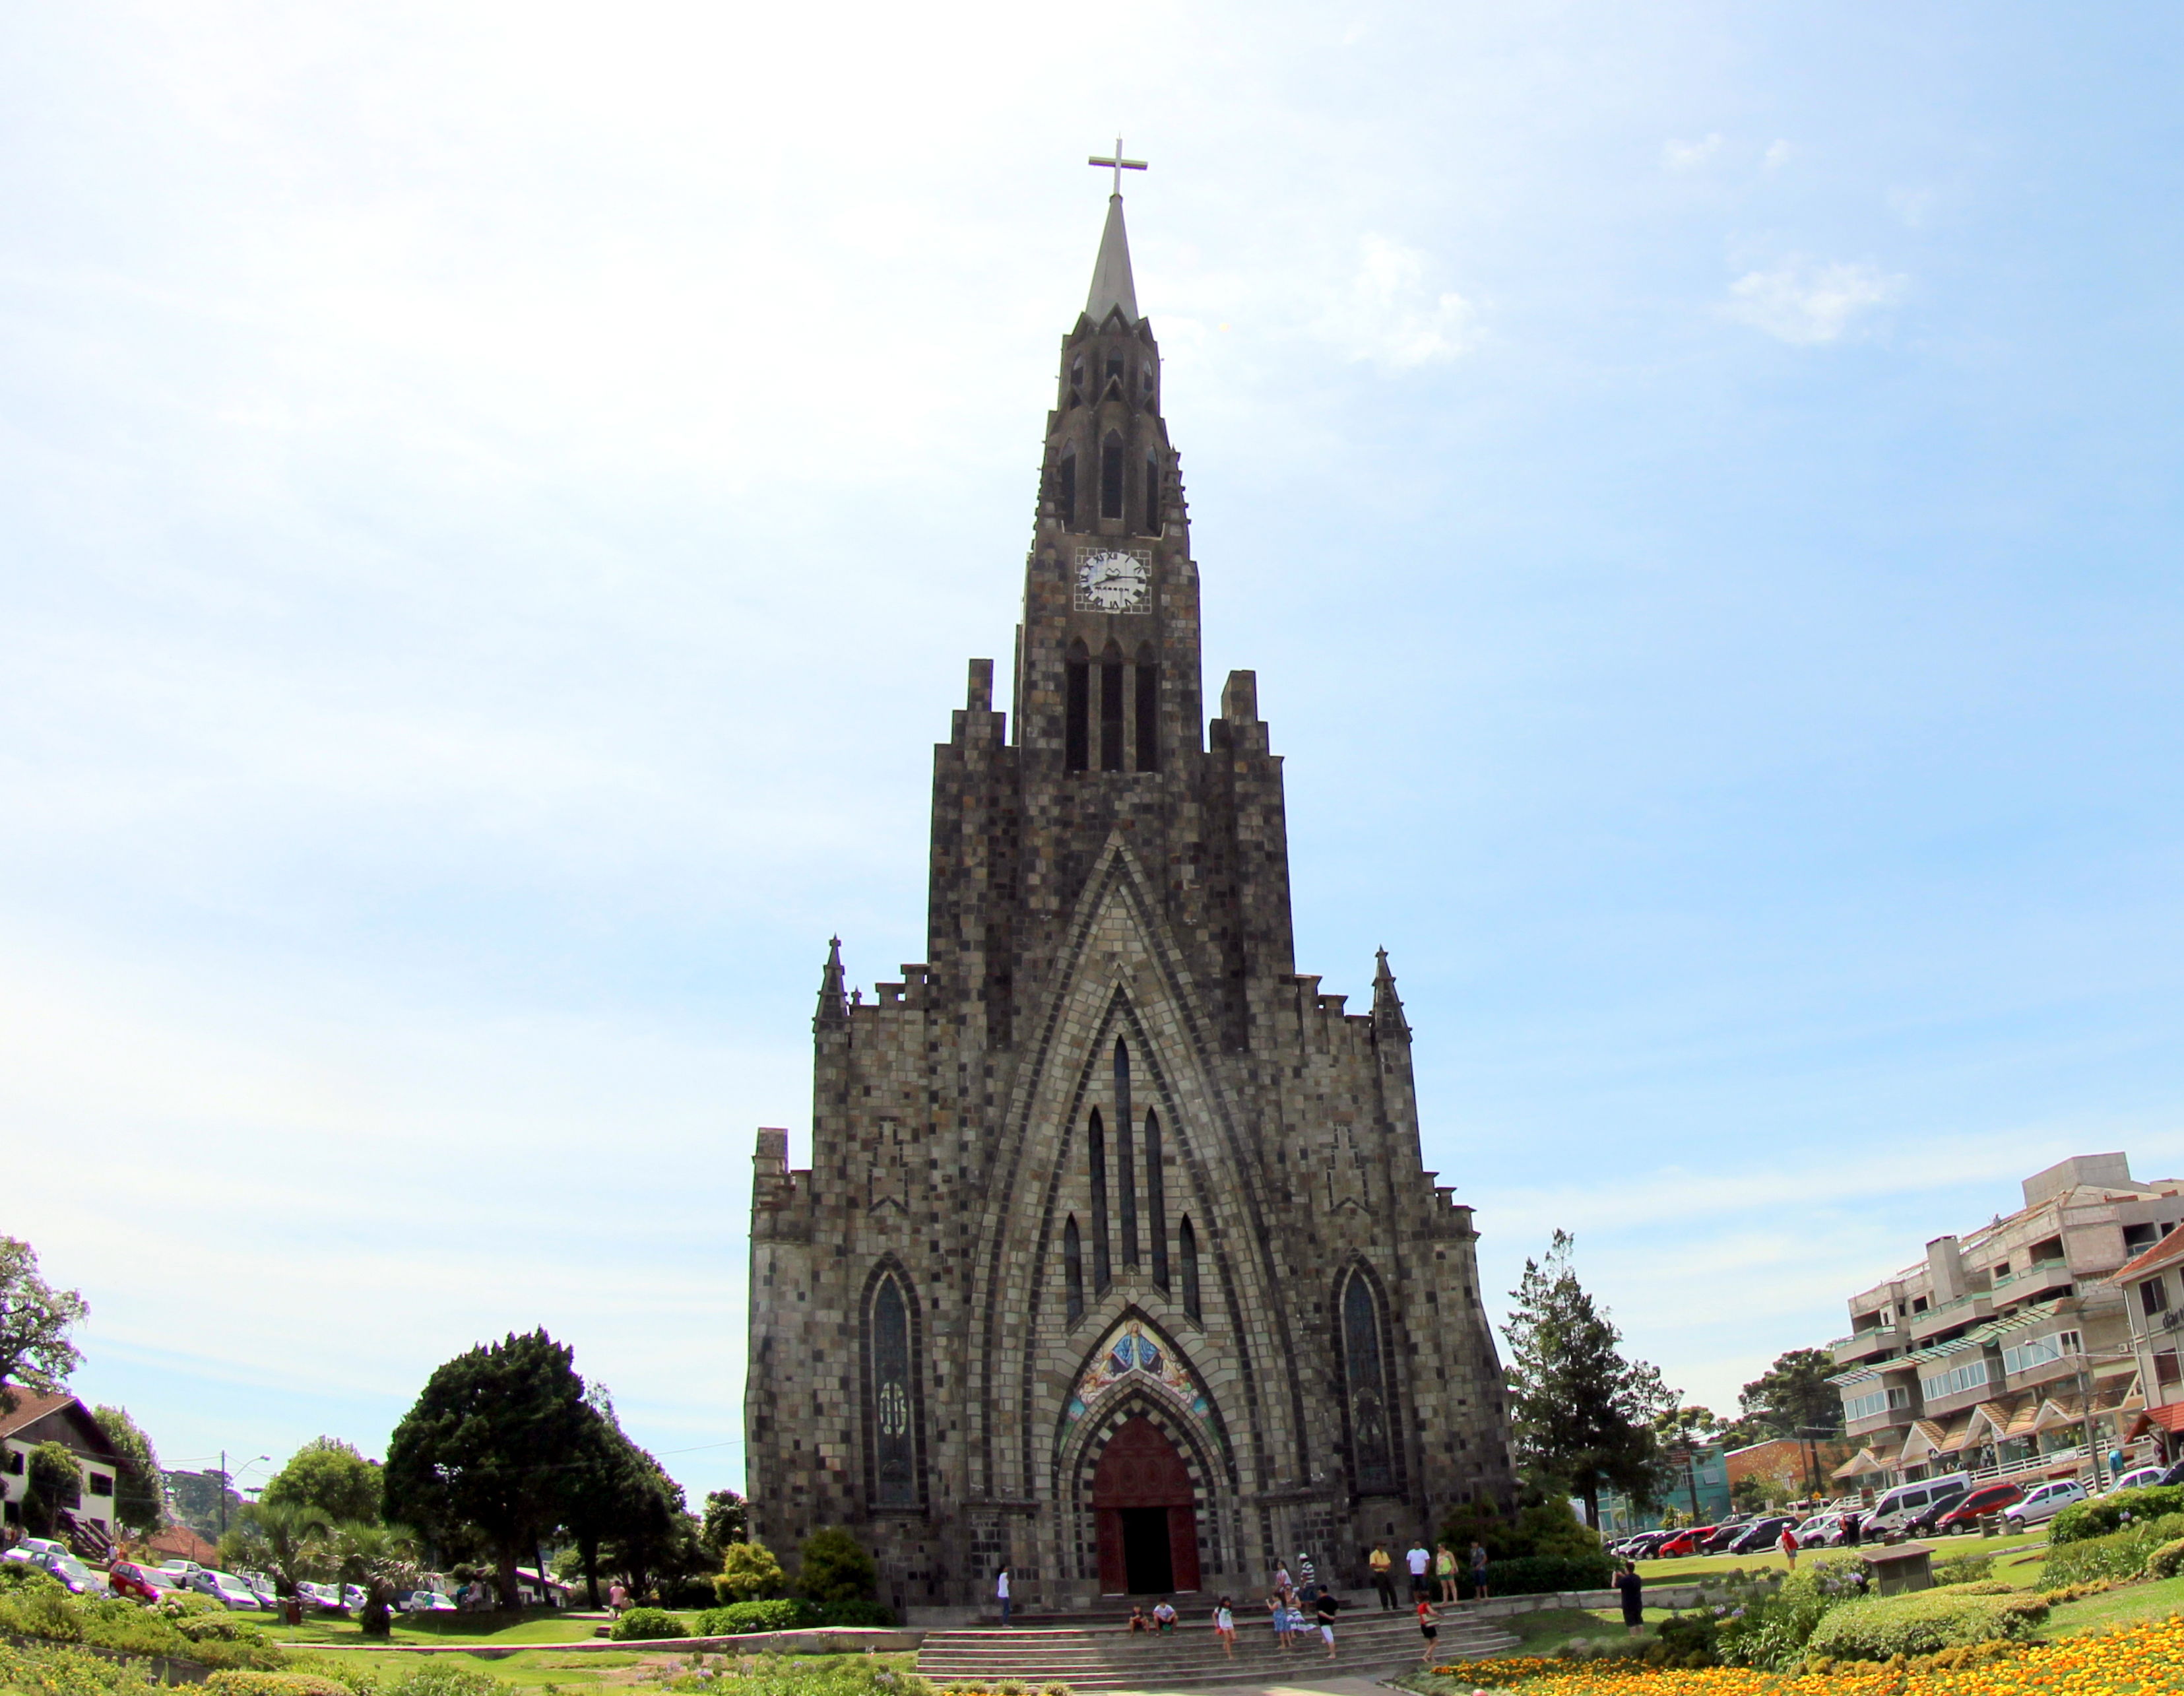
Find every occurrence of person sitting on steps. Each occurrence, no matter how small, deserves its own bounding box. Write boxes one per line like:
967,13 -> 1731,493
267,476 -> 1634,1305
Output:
1151,1598 -> 1178,1633
1127,1604 -> 1149,1633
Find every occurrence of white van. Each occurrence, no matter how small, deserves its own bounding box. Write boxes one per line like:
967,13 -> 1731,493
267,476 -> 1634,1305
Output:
1863,1472 -> 1972,1537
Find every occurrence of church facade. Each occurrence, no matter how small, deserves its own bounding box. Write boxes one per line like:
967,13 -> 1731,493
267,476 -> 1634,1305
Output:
745,189 -> 1514,1617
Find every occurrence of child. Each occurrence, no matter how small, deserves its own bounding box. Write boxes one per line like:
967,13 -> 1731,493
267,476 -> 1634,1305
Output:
1268,1590 -> 1293,1649
1416,1596 -> 1440,1665
1212,1596 -> 1235,1658
1314,1588 -> 1339,1658
1127,1604 -> 1149,1633
1152,1598 -> 1178,1633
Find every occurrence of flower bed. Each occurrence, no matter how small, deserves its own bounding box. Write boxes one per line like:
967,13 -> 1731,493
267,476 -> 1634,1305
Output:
1411,1609 -> 2184,1693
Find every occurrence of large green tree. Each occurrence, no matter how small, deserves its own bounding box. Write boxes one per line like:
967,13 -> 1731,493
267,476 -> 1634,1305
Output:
562,1403 -> 654,1607
0,1239 -> 86,1414
219,1500 -> 332,1594
329,1520 -> 424,1639
383,1329 -> 594,1608
1737,1348 -> 1844,1440
1502,1229 -> 1677,1530
1652,1404 -> 1722,1521
699,1489 -> 749,1559
264,1437 -> 382,1524
92,1406 -> 165,1536
21,1441 -> 84,1537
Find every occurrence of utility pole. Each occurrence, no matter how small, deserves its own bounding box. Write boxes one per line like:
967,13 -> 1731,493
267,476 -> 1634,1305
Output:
218,1450 -> 227,1540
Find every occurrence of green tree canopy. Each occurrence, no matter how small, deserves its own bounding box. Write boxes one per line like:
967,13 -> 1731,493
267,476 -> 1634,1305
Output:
264,1437 -> 383,1524
700,1489 -> 749,1559
797,1527 -> 877,1602
1737,1348 -> 1845,1440
383,1328 -> 594,1606
1502,1229 -> 1677,1530
92,1406 -> 165,1536
329,1520 -> 424,1639
1652,1404 -> 1723,1520
21,1441 -> 84,1538
717,1541 -> 787,1601
219,1500 -> 332,1594
0,1239 -> 86,1415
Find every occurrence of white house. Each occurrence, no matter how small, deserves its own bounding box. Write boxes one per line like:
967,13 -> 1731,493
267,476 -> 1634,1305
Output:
1,1386 -> 131,1555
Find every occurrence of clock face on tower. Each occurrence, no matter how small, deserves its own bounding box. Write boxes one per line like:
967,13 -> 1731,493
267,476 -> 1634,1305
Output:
1076,547 -> 1150,613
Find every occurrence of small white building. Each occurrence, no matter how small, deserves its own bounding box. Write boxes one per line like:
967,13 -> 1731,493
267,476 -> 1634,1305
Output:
1,1386 -> 131,1555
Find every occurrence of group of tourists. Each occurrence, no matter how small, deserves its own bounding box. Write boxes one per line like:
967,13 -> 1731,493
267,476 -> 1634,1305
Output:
1368,1537 -> 1491,1607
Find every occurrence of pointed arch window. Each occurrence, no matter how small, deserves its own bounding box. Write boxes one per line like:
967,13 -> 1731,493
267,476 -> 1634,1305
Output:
1064,1214 -> 1085,1326
1087,1109 -> 1112,1291
1058,446 -> 1077,530
1134,651 -> 1159,773
1114,1039 -> 1138,1266
1064,643 -> 1089,773
1145,1109 -> 1169,1291
1143,454 -> 1161,534
1179,1214 -> 1201,1321
866,1269 -> 922,1509
1339,1267 -> 1396,1495
1100,646 -> 1125,772
1101,431 -> 1125,519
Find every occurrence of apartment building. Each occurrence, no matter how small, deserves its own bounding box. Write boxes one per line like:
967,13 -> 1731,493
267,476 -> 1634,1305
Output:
2106,1227 -> 2184,1457
1826,1154 -> 2184,1489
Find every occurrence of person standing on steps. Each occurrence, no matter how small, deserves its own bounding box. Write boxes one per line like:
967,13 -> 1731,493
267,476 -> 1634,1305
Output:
1405,1540 -> 1431,1600
1369,1542 -> 1396,1610
996,1566 -> 1010,1626
1469,1539 -> 1491,1602
1315,1587 -> 1339,1659
1435,1541 -> 1459,1604
1212,1596 -> 1235,1658
1615,1559 -> 1644,1638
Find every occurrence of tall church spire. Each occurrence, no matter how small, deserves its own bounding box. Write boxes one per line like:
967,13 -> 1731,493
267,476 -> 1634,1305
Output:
1372,946 -> 1411,1043
815,934 -> 847,1027
1085,194 -> 1140,325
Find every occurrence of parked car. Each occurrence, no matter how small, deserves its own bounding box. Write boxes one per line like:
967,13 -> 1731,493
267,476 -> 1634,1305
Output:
1865,1473 -> 1972,1538
239,1572 -> 281,1608
1,1538 -> 67,1567
1654,1524 -> 1717,1558
1701,1515 -> 1762,1553
2107,1466 -> 2168,1495
32,1550 -> 110,1596
107,1561 -> 184,1602
402,1590 -> 458,1614
1797,1513 -> 1846,1548
1727,1515 -> 1801,1554
294,1582 -> 347,1614
157,1559 -> 206,1580
341,1584 -> 369,1610
186,1569 -> 266,1610
2004,1478 -> 2089,1527
1932,1482 -> 2026,1533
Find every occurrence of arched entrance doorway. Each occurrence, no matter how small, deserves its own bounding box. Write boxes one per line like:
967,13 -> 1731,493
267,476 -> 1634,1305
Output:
1092,1416 -> 1201,1594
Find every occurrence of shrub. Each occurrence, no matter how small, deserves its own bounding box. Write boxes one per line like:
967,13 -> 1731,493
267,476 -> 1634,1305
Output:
797,1530 -> 878,1604
717,1542 -> 790,1603
1714,1561 -> 1873,1669
611,1606 -> 688,1641
1929,1552 -> 1994,1585
2048,1483 -> 2184,1544
204,1674 -> 355,1696
697,1599 -> 817,1635
2041,1513 -> 2184,1587
0,1577 -> 85,1641
1469,1553 -> 1613,1596
380,1664 -> 507,1696
2146,1536 -> 2184,1581
1649,1613 -> 1719,1668
1803,1583 -> 2048,1662
0,1639 -> 163,1696
811,1599 -> 897,1627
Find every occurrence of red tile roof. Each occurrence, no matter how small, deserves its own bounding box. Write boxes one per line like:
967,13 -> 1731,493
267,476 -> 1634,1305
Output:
2111,1231 -> 2184,1285
0,1387 -> 85,1441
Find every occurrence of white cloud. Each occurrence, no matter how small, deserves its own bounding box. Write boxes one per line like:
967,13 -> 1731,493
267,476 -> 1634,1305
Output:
1764,139 -> 1795,170
1663,133 -> 1724,170
1722,257 -> 1906,344
1318,234 -> 1478,370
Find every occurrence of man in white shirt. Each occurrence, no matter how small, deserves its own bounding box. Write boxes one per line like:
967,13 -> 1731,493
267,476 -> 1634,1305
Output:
996,1567 -> 1011,1626
1405,1542 -> 1432,1600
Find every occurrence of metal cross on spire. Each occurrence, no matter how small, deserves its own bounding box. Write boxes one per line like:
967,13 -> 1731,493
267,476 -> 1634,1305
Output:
1088,137 -> 1147,196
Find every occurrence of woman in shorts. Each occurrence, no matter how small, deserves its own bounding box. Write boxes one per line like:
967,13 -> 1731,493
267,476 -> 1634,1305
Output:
1212,1597 -> 1235,1658
1416,1596 -> 1440,1665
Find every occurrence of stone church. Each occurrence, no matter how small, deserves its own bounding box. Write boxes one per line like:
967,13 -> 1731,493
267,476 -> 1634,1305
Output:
746,186 -> 1514,1617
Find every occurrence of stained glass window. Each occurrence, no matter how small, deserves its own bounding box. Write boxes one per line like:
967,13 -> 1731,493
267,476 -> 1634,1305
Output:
872,1274 -> 916,1507
1114,1041 -> 1138,1266
1064,1214 -> 1084,1326
1342,1270 -> 1394,1493
1179,1214 -> 1201,1321
1146,1109 -> 1169,1291
1088,1109 -> 1111,1291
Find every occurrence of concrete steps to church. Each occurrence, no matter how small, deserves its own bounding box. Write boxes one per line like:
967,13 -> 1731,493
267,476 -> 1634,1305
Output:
916,1609 -> 1519,1689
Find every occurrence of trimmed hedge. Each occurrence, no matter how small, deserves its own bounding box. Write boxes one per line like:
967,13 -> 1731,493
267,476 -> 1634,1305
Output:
1466,1554 -> 1615,1597
2041,1513 -> 2184,1587
610,1607 -> 688,1641
1803,1584 -> 2047,1662
694,1598 -> 900,1635
2146,1536 -> 2184,1581
2048,1484 -> 2184,1545
205,1674 -> 354,1696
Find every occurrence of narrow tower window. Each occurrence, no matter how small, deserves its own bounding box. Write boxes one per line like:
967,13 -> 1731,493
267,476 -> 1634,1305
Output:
1143,454 -> 1161,533
1134,654 -> 1159,773
1114,1039 -> 1138,1267
1058,447 -> 1077,530
1101,431 -> 1124,519
1064,1214 -> 1085,1326
1100,649 -> 1125,772
1340,1268 -> 1396,1493
1070,357 -> 1085,399
868,1271 -> 919,1507
1145,1108 -> 1169,1291
1065,651 -> 1089,773
1087,1109 -> 1112,1291
1179,1214 -> 1201,1321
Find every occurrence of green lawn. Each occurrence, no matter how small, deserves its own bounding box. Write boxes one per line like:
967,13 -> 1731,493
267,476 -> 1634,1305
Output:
1495,1608 -> 1690,1657
276,1612 -> 608,1650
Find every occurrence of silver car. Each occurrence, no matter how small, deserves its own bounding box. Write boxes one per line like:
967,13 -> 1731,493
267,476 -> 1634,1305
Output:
2004,1478 -> 2088,1526
186,1569 -> 266,1610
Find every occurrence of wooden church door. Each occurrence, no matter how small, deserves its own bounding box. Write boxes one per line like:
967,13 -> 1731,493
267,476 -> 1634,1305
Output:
1092,1416 -> 1202,1593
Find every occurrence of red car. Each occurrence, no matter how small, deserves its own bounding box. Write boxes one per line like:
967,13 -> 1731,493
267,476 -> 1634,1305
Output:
106,1561 -> 183,1603
1934,1482 -> 2025,1534
1654,1524 -> 1718,1557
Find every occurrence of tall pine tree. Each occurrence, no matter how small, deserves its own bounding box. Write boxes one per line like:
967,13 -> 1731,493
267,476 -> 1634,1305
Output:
1502,1230 -> 1675,1529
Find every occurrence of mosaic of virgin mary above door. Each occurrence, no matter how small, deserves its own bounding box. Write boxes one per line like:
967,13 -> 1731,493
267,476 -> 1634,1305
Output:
1064,1316 -> 1213,1428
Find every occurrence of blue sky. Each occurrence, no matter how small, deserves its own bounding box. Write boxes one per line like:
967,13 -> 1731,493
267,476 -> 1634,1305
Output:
4,2 -> 2181,1508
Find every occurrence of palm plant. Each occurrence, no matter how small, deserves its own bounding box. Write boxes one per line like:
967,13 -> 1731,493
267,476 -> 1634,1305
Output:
220,1499 -> 333,1594
330,1520 -> 425,1638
